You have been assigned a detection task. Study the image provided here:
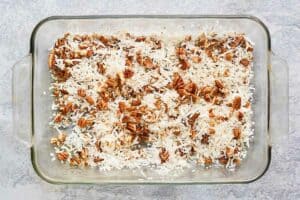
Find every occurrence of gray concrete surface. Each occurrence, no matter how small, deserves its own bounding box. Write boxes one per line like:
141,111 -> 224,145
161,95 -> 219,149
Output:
0,0 -> 299,199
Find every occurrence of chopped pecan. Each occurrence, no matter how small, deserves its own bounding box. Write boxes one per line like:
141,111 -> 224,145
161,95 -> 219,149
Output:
172,73 -> 185,90
226,147 -> 234,157
237,111 -> 244,121
131,98 -> 141,106
77,88 -> 86,97
50,137 -> 59,146
240,58 -> 250,67
225,52 -> 233,61
190,129 -> 197,139
97,63 -> 106,74
188,112 -> 200,127
204,156 -> 212,166
96,99 -> 108,110
95,140 -> 102,152
232,96 -> 241,110
58,132 -> 66,143
61,102 -> 73,115
70,156 -> 81,166
135,36 -> 146,42
57,152 -> 69,161
208,108 -> 215,118
223,69 -> 230,77
159,147 -> 170,163
215,80 -> 224,89
233,127 -> 241,139
106,77 -> 118,88
126,123 -> 137,132
201,134 -> 210,144
125,55 -> 134,67
85,96 -> 95,105
48,51 -> 55,68
179,59 -> 190,70
244,101 -> 251,108
123,68 -> 134,78
77,118 -> 93,128
93,157 -> 104,163
118,102 -> 126,113
143,56 -> 155,69
208,128 -> 215,135
54,114 -> 62,123
191,56 -> 201,63
219,156 -> 228,165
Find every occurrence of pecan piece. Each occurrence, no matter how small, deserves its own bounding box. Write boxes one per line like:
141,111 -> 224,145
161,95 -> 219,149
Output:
131,98 -> 141,106
232,96 -> 241,110
97,63 -> 106,74
85,96 -> 95,105
225,52 -> 233,61
96,99 -> 108,110
57,152 -> 69,161
77,118 -> 93,128
237,111 -> 244,121
77,88 -> 86,97
123,68 -> 134,78
179,59 -> 190,70
240,58 -> 249,67
48,51 -> 55,68
208,128 -> 215,135
94,157 -> 104,163
188,113 -> 200,127
143,56 -> 155,69
219,156 -> 228,165
233,128 -> 241,139
215,80 -> 224,89
204,157 -> 212,166
201,134 -> 210,144
118,102 -> 126,113
191,56 -> 201,63
159,148 -> 169,163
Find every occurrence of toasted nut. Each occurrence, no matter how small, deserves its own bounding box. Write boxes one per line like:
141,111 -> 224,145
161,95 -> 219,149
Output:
106,77 -> 118,88
118,102 -> 126,113
185,35 -> 192,41
240,58 -> 249,67
96,99 -> 108,110
85,96 -> 95,105
237,111 -> 244,121
191,56 -> 201,63
226,147 -> 234,157
70,156 -> 81,166
48,51 -> 55,68
131,98 -> 141,106
224,69 -> 230,77
54,114 -> 62,123
225,52 -> 233,61
201,134 -> 210,144
244,101 -> 251,108
77,118 -> 93,128
179,59 -> 190,70
159,147 -> 169,163
208,128 -> 215,135
188,113 -> 200,127
61,102 -> 73,115
50,137 -> 58,145
93,157 -> 104,163
124,68 -> 134,78
204,156 -> 212,166
95,140 -> 103,152
57,152 -> 69,161
190,129 -> 197,139
143,56 -> 154,69
208,108 -> 215,118
97,63 -> 106,74
77,88 -> 86,97
219,156 -> 228,165
215,80 -> 224,89
135,36 -> 146,42
58,132 -> 66,143
232,96 -> 241,110
126,123 -> 136,132
233,127 -> 241,139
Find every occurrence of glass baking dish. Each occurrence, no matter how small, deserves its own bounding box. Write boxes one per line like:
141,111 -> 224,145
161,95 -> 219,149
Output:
12,15 -> 288,184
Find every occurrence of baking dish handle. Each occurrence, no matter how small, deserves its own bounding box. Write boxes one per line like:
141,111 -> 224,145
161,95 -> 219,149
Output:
12,54 -> 32,147
269,52 -> 289,147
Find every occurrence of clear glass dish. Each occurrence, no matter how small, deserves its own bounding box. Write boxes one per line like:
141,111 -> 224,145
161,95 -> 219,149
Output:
12,15 -> 288,184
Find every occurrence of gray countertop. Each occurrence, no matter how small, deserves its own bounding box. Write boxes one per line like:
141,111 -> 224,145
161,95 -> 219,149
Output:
0,0 -> 299,199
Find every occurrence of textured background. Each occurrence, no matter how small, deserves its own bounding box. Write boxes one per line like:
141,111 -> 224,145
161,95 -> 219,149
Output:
0,0 -> 299,199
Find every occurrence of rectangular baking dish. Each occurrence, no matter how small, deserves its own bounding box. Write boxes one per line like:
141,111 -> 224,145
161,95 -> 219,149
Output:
12,15 -> 288,184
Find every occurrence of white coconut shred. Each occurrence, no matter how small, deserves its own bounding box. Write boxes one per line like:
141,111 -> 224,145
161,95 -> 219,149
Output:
48,32 -> 254,173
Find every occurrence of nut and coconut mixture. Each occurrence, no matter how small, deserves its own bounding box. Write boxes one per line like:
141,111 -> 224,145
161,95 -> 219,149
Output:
48,32 -> 254,172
